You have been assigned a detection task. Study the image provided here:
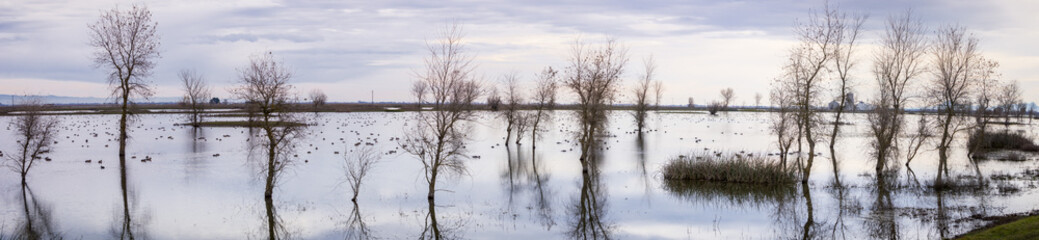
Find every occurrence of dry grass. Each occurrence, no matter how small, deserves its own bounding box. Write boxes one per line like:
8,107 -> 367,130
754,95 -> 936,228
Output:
968,131 -> 1039,153
661,152 -> 797,185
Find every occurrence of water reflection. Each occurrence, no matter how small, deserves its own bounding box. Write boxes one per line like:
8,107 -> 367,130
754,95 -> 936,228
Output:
418,199 -> 463,240
343,202 -> 373,240
11,185 -> 61,240
567,146 -> 613,239
502,145 -> 530,209
111,155 -> 150,239
661,181 -> 796,209
866,174 -> 901,240
634,133 -> 652,195
530,150 -> 556,231
262,196 -> 290,240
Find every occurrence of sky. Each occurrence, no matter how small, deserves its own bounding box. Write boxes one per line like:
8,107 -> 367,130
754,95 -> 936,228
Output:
1,0 -> 1037,106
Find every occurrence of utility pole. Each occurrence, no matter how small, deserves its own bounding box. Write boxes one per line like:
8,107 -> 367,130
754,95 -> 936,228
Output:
371,90 -> 374,105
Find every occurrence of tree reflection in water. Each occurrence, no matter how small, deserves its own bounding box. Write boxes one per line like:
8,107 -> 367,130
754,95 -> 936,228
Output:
343,202 -> 373,240
11,184 -> 60,240
530,150 -> 556,231
111,154 -> 150,240
502,145 -> 530,209
418,198 -> 464,240
566,142 -> 613,240
866,173 -> 901,240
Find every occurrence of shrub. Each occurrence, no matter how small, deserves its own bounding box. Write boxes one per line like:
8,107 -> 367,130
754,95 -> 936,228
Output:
968,131 -> 1039,153
661,152 -> 797,185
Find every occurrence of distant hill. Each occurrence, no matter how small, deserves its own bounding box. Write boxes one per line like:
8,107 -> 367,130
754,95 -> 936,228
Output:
0,94 -> 182,105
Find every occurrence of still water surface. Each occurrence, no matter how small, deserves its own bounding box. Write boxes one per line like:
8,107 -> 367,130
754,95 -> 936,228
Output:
1,111 -> 1037,239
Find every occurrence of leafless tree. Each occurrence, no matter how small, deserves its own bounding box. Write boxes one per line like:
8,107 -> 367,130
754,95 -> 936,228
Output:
720,88 -> 735,110
514,112 -> 531,145
530,67 -> 558,149
868,94 -> 899,175
770,83 -> 796,167
180,69 -> 210,127
5,98 -> 59,185
998,80 -> 1021,127
232,52 -> 305,199
631,56 -> 657,132
874,10 -> 929,112
343,145 -> 381,202
707,101 -> 723,115
905,114 -> 932,165
563,37 -> 628,163
401,23 -> 482,200
486,87 -> 502,111
688,97 -> 694,108
968,59 -> 1000,155
309,89 -> 328,109
872,10 -> 929,170
825,5 -> 866,182
89,4 -> 160,157
927,25 -> 982,184
754,92 -> 763,107
782,2 -> 842,183
412,81 -> 428,108
501,73 -> 523,146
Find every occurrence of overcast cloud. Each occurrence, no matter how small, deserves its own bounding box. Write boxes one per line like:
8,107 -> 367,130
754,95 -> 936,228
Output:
1,0 -> 1037,105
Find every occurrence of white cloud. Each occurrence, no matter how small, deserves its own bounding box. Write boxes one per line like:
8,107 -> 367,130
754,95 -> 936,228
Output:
0,0 -> 1036,104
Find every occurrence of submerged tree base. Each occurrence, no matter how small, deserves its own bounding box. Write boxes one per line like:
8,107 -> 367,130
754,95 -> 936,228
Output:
661,152 -> 797,185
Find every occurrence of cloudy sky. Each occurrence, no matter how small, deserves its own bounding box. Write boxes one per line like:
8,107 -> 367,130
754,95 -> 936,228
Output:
1,0 -> 1037,105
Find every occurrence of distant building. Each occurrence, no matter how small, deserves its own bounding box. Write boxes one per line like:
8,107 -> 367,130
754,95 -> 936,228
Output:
209,97 -> 220,104
828,93 -> 857,111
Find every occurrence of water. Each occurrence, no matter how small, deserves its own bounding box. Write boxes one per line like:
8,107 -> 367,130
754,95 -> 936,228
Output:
1,111 -> 1037,239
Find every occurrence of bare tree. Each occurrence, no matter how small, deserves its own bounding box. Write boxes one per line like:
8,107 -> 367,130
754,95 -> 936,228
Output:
563,37 -> 628,163
868,94 -> 899,174
5,98 -> 59,185
825,6 -> 866,182
180,69 -> 210,127
874,10 -> 929,111
770,83 -> 796,167
905,114 -> 932,165
968,59 -> 1000,156
631,56 -> 657,132
309,89 -> 328,109
688,97 -> 694,108
530,67 -> 558,149
754,92 -> 763,107
343,145 -> 381,202
927,25 -> 982,185
872,10 -> 929,170
719,88 -> 735,110
486,87 -> 502,111
401,24 -> 482,200
783,3 -> 842,183
997,80 -> 1021,127
501,73 -> 523,146
412,81 -> 428,108
232,52 -> 305,199
89,4 -> 160,157
707,101 -> 723,115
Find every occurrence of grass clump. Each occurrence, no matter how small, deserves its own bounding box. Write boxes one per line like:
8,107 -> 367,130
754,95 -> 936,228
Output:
661,152 -> 797,185
968,131 -> 1039,153
957,214 -> 1039,240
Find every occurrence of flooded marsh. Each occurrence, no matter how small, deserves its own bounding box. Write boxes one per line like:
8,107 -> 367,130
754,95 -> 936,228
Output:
2,111 -> 1038,239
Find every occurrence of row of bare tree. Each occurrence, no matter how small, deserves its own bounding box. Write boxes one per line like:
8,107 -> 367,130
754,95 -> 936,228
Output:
770,3 -> 1026,186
